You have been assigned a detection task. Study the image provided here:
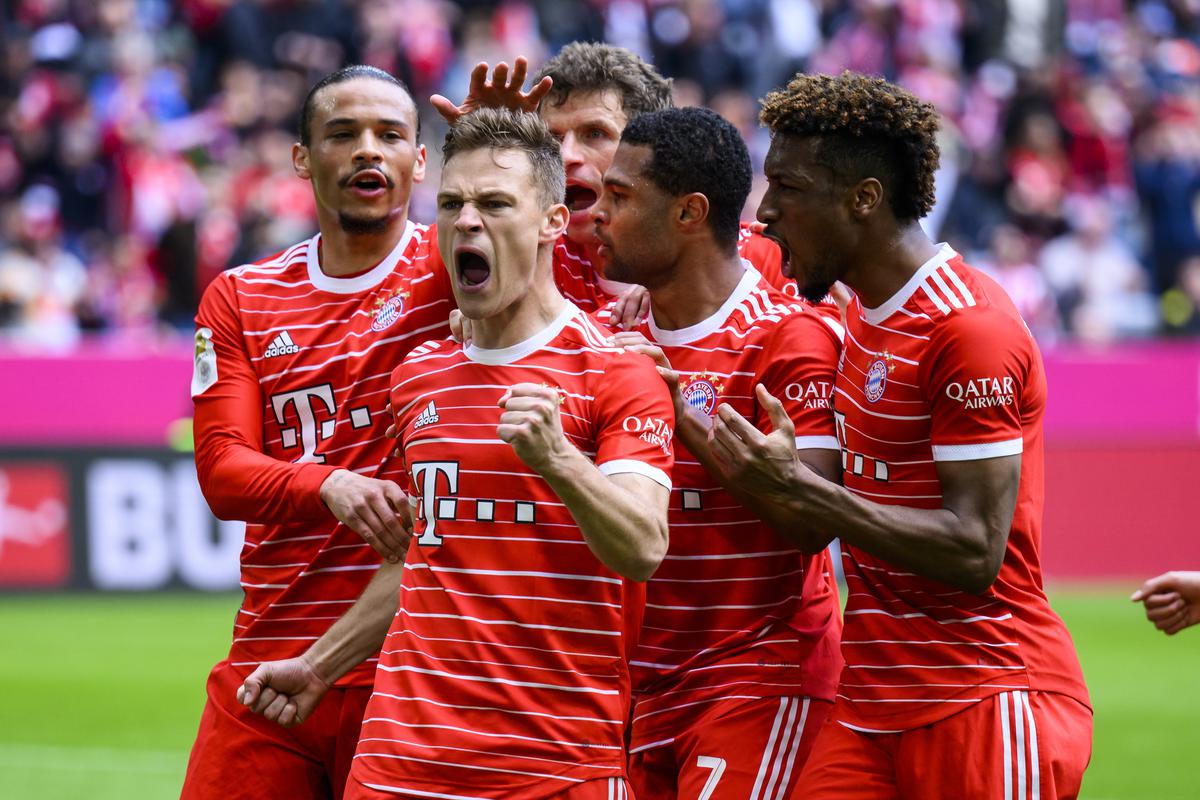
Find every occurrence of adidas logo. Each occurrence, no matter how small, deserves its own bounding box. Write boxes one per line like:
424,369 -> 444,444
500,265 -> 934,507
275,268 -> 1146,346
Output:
264,331 -> 300,358
413,400 -> 439,430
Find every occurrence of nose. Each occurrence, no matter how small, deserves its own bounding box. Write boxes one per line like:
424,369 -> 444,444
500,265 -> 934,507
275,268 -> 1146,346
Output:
559,131 -> 584,168
352,130 -> 383,164
756,191 -> 778,225
592,192 -> 609,226
455,202 -> 483,233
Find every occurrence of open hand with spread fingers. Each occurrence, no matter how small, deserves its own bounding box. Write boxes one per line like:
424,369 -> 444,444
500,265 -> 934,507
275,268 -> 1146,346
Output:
708,383 -> 810,502
431,57 -> 553,123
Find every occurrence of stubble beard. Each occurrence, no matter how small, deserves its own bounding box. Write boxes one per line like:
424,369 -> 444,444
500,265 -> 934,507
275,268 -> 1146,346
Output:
338,211 -> 392,236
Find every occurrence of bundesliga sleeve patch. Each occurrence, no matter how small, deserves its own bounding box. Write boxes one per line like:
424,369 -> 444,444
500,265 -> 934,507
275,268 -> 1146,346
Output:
191,327 -> 218,397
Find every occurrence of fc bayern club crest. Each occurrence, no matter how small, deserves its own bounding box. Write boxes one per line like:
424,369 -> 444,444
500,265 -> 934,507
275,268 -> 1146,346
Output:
680,371 -> 725,416
864,352 -> 894,403
372,289 -> 408,332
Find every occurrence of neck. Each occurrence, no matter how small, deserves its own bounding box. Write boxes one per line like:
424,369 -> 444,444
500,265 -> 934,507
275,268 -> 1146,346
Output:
648,246 -> 746,331
845,223 -> 941,309
316,206 -> 409,277
471,250 -> 568,349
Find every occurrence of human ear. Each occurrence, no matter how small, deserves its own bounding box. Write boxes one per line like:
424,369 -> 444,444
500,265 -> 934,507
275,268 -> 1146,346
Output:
293,143 -> 311,180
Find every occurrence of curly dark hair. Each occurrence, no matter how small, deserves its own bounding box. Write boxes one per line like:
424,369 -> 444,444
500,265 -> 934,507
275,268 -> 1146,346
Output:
620,107 -> 751,250
442,108 -> 565,207
759,71 -> 940,221
534,42 -> 672,121
299,65 -> 417,147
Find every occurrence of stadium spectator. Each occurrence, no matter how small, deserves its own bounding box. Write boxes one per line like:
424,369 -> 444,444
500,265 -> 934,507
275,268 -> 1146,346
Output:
4,1 -> 1199,342
719,71 -> 1092,798
1132,571 -> 1200,635
599,106 -> 843,799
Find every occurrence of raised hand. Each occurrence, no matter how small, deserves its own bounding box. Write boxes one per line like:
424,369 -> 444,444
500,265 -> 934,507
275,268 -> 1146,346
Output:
496,383 -> 572,474
319,469 -> 413,561
431,57 -> 553,123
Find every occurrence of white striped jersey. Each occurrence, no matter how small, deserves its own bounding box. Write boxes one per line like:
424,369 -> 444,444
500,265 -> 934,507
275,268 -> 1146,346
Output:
833,244 -> 1089,731
350,303 -> 675,798
192,221 -> 452,687
596,265 -> 844,752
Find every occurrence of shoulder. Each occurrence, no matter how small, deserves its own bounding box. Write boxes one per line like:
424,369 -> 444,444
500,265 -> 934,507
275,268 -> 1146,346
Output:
927,262 -> 1032,349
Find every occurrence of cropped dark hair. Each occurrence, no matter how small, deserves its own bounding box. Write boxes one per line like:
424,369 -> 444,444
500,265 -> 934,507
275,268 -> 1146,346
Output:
620,107 -> 751,250
759,71 -> 940,220
534,42 -> 672,121
442,108 -> 565,207
299,65 -> 416,146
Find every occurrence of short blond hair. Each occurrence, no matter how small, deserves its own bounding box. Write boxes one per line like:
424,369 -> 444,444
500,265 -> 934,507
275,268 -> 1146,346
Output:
442,108 -> 565,207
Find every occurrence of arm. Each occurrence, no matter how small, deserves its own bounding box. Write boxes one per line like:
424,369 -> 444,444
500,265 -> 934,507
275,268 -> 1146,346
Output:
711,396 -> 1018,592
498,384 -> 669,581
238,556 -> 407,727
709,306 -> 1033,594
1132,571 -> 1200,635
192,276 -> 410,559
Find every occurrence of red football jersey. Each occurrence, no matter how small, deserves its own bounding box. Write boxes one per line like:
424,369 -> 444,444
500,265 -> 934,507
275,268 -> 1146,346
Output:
554,223 -> 788,313
192,221 -> 453,687
833,244 -> 1089,731
351,304 -> 675,798
595,266 -> 844,752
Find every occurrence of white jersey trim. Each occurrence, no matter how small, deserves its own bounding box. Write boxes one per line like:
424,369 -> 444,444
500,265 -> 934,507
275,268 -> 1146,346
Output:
464,301 -> 580,365
794,435 -> 840,451
860,243 -> 956,326
931,438 -> 1023,462
305,220 -> 418,294
598,459 -> 672,491
647,262 -> 760,345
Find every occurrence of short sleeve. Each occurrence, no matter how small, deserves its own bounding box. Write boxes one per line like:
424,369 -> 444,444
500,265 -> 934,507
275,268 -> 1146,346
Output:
923,307 -> 1032,462
756,312 -> 841,451
591,352 -> 675,490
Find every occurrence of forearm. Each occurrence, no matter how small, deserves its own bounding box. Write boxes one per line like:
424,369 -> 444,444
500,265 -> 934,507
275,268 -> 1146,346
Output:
540,449 -> 668,582
793,477 -> 995,593
302,559 -> 404,683
197,436 -> 337,523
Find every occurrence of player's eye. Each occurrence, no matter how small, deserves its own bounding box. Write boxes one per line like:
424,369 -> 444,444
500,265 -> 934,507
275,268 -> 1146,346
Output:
586,128 -> 608,140
439,199 -> 462,211
484,199 -> 510,210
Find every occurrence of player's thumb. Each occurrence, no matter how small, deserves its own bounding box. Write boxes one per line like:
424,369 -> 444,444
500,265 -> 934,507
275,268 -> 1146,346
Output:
756,384 -> 794,434
239,669 -> 266,706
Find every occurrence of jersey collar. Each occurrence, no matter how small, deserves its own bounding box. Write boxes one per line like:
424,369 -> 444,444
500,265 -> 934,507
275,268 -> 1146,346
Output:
859,242 -> 956,326
306,220 -> 417,295
647,260 -> 761,346
464,301 -> 581,365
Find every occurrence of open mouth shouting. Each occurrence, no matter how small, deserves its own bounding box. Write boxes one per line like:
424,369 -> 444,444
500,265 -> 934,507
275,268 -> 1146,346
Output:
564,180 -> 599,218
454,246 -> 492,292
763,229 -> 793,278
342,168 -> 391,199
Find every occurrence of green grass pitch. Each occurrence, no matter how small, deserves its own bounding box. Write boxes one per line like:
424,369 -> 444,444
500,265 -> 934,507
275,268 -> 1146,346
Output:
0,588 -> 1196,799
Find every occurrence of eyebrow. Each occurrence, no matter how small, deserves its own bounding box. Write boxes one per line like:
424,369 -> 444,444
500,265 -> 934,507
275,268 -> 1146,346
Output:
602,175 -> 633,189
323,117 -> 411,129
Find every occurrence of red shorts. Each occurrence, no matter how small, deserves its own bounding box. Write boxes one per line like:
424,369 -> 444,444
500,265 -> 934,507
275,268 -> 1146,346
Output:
797,690 -> 1092,799
181,659 -> 372,800
344,775 -> 633,799
629,696 -> 831,800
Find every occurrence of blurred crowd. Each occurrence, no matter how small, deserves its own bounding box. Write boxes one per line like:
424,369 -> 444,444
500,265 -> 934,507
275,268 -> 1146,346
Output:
3,0 -> 1200,348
